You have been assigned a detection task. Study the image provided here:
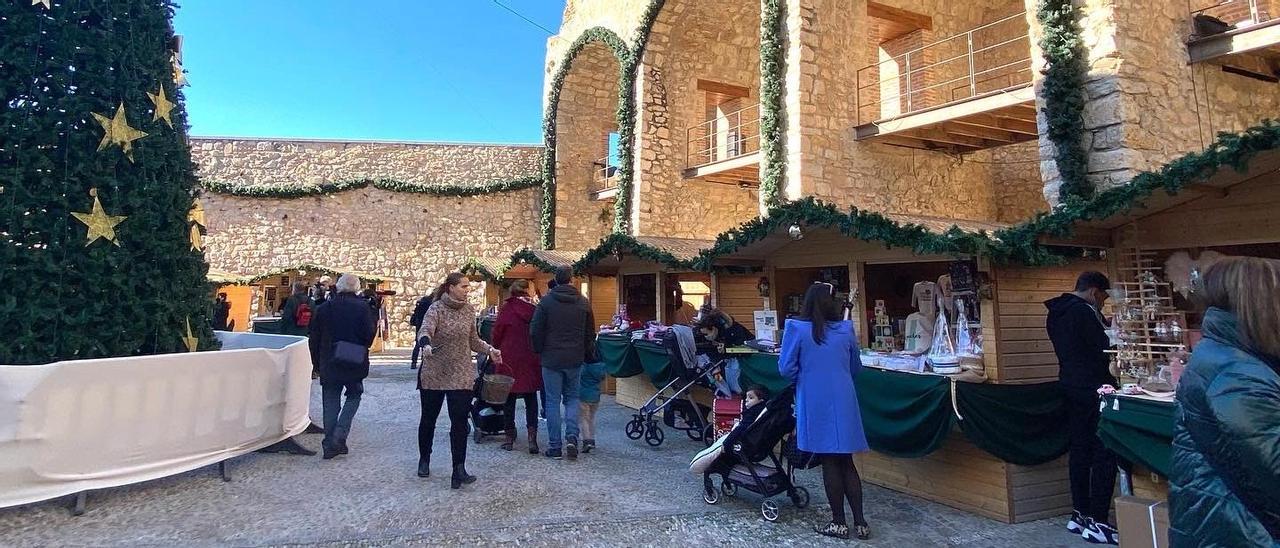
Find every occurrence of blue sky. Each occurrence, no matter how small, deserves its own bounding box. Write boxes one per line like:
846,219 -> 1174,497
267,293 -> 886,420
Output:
173,1 -> 566,144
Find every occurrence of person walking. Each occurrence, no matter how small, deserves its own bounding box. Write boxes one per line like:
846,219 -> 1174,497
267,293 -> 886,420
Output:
490,279 -> 542,453
1045,272 -> 1120,545
530,267 -> 596,461
416,273 -> 502,488
578,360 -> 606,454
1170,257 -> 1280,547
212,292 -> 231,331
778,282 -> 870,541
281,281 -> 313,337
408,293 -> 434,370
307,274 -> 377,460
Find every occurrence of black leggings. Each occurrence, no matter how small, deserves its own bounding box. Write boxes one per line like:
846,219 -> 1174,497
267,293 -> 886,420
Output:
419,389 -> 472,466
503,392 -> 539,433
821,454 -> 867,527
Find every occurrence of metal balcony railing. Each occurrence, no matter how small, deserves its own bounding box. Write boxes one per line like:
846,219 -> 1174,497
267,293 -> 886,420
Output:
685,103 -> 760,168
1190,0 -> 1276,37
855,12 -> 1032,126
590,155 -> 619,195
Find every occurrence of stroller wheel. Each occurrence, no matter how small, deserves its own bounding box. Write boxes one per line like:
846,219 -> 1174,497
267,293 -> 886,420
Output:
702,424 -> 716,447
761,499 -> 780,522
789,486 -> 810,509
644,425 -> 665,447
702,485 -> 720,505
685,427 -> 702,441
721,479 -> 737,497
472,428 -> 483,443
624,417 -> 644,440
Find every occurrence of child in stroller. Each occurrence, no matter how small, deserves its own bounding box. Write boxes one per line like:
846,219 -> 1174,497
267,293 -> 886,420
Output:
470,352 -> 507,442
689,385 -> 811,521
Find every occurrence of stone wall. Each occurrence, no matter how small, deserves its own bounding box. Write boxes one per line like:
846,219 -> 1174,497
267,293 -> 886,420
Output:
784,0 -> 1044,224
1038,0 -> 1280,203
192,138 -> 543,346
554,41 -> 622,251
633,0 -> 762,239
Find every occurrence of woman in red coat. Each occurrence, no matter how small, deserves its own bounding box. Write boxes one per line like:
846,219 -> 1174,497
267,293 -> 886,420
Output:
490,279 -> 543,453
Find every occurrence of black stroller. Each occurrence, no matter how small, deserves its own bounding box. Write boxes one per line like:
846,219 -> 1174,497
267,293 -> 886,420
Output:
701,386 -> 810,521
624,327 -> 722,447
470,352 -> 507,443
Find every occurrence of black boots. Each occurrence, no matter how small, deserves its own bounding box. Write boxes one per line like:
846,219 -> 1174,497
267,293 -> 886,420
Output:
417,458 -> 430,478
451,464 -> 477,489
527,429 -> 540,455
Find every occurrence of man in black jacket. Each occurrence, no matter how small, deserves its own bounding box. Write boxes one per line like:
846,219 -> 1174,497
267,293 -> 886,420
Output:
530,267 -> 596,461
1045,271 -> 1120,545
308,274 -> 377,460
408,294 -> 433,370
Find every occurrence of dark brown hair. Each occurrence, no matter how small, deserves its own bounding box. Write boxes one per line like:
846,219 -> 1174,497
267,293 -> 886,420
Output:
1196,257 -> 1280,362
799,282 -> 840,344
431,272 -> 469,302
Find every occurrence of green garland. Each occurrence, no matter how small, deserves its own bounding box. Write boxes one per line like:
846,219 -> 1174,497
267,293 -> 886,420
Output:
201,177 -> 541,198
1036,0 -> 1091,203
759,0 -> 786,208
615,0 -> 668,235
210,263 -> 388,285
462,248 -> 577,280
996,121 -> 1280,258
541,27 -> 631,249
692,197 -> 1016,270
574,232 -> 696,274
458,258 -> 503,281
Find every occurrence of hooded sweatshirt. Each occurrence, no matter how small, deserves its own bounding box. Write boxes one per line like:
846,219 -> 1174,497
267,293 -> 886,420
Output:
1044,293 -> 1115,390
530,284 -> 596,370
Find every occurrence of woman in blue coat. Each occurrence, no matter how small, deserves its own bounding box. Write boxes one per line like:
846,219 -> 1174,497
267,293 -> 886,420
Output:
779,282 -> 870,540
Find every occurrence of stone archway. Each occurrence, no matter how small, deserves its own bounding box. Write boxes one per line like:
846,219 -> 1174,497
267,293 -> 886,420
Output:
553,40 -> 624,251
633,0 -> 764,240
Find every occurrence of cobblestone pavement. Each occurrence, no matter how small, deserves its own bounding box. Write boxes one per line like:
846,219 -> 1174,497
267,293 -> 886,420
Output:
1,352 -> 1080,547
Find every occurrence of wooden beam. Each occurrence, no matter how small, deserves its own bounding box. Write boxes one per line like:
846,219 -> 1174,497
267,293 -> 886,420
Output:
951,114 -> 1039,136
939,121 -> 1020,144
867,1 -> 933,31
872,134 -> 980,155
856,85 -> 1035,139
696,79 -> 750,98
904,126 -> 1003,150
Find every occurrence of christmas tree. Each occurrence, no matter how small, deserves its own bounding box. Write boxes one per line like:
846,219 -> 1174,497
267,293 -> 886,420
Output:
0,0 -> 217,364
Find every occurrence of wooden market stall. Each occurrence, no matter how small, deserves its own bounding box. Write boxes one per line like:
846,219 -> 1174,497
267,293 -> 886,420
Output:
575,234 -> 714,408
1022,134 -> 1280,502
686,200 -> 1104,524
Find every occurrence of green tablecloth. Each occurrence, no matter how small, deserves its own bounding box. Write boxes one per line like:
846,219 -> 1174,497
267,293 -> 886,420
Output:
855,368 -> 954,458
633,339 -> 674,387
733,352 -> 791,394
251,318 -> 283,334
1099,394 -> 1174,478
597,333 -> 642,378
955,381 -> 1070,466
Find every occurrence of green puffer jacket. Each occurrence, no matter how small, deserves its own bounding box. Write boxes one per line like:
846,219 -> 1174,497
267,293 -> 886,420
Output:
1170,308 -> 1280,547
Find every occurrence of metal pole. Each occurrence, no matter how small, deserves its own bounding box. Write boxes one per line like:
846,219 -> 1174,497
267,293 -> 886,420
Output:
967,31 -> 977,99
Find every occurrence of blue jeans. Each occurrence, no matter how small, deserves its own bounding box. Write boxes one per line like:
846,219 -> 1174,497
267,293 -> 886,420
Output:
541,366 -> 582,450
321,380 -> 363,450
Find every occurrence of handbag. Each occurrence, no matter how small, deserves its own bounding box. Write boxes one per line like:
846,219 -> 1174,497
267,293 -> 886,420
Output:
332,340 -> 368,369
783,434 -> 821,470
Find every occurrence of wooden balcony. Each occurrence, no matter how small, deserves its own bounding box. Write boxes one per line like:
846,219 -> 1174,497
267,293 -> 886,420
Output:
590,156 -> 619,200
683,103 -> 761,187
854,12 -> 1039,153
1188,0 -> 1280,80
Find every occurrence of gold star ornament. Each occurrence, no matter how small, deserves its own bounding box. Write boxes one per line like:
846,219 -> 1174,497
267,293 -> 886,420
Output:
171,53 -> 189,88
183,317 -> 199,352
189,224 -> 203,251
91,103 -> 148,162
147,84 -> 176,128
71,189 -> 127,246
188,198 -> 205,227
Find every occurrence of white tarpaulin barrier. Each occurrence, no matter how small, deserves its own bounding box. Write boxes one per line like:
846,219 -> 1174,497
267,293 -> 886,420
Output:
0,332 -> 312,509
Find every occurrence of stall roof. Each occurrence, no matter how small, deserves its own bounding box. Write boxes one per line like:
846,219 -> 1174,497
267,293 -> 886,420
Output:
996,121 -> 1280,251
462,249 -> 586,280
691,197 -> 1006,269
208,264 -> 390,285
573,233 -> 713,274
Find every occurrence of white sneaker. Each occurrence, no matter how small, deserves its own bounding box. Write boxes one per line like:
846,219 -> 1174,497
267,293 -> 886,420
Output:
1082,518 -> 1119,545
1067,510 -> 1086,535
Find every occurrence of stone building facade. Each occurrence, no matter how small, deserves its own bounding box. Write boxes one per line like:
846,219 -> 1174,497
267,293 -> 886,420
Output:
192,138 -> 542,346
546,0 -> 1280,232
